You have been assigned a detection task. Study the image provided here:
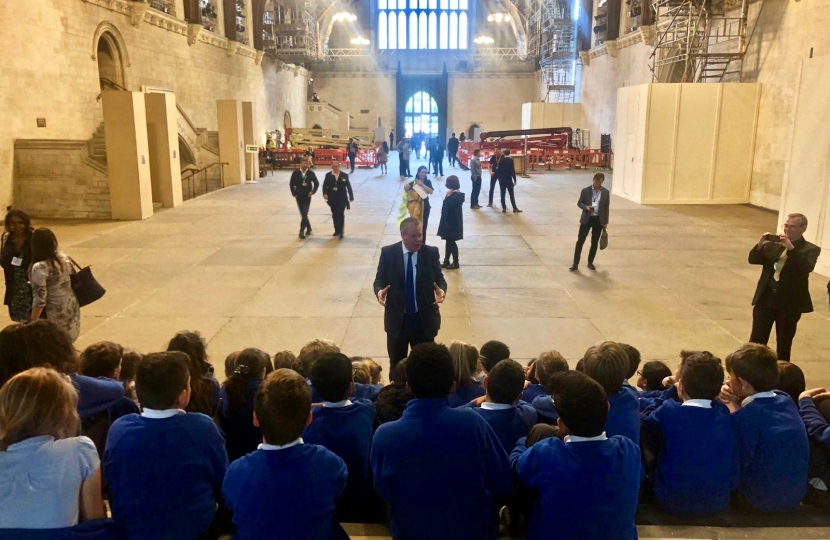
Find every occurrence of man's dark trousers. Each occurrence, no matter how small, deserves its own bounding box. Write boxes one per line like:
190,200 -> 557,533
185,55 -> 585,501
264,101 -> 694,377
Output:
471,176 -> 482,207
499,179 -> 518,210
750,290 -> 802,361
388,314 -> 432,372
574,216 -> 603,265
488,174 -> 498,205
296,196 -> 311,233
331,205 -> 346,235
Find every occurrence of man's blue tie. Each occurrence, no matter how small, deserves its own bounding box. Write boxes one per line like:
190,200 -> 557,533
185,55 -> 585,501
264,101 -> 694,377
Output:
406,251 -> 417,314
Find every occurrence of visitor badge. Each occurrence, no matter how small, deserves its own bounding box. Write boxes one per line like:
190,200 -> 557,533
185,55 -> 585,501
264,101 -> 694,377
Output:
11,257 -> 23,266
333,187 -> 338,191
302,181 -> 308,186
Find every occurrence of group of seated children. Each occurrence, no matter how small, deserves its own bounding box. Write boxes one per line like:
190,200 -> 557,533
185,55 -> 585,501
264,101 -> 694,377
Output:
4,318 -> 830,539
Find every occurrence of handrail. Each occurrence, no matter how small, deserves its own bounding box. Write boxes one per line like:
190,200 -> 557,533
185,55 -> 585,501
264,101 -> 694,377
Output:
182,162 -> 228,200
97,78 -> 128,101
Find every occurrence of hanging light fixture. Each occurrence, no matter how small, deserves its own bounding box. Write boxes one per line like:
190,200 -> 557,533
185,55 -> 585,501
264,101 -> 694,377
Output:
474,35 -> 495,44
350,36 -> 370,45
487,12 -> 512,22
332,11 -> 357,22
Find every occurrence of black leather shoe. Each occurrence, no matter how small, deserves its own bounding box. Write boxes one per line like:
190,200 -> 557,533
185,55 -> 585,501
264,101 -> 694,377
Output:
441,261 -> 450,269
587,263 -> 596,270
332,232 -> 338,236
448,262 -> 459,269
299,232 -> 306,239
306,228 -> 313,236
339,234 -> 344,240
569,265 -> 578,271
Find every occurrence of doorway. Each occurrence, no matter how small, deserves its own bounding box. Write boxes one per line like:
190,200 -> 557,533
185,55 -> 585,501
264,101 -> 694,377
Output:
96,32 -> 125,89
404,92 -> 439,139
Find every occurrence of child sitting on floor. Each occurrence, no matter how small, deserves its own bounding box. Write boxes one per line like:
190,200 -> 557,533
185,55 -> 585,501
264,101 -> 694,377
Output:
583,342 -> 641,445
637,360 -> 673,392
719,343 -> 809,512
620,343 -> 641,399
479,340 -> 511,374
223,369 -> 348,540
641,352 -> 735,516
448,340 -> 485,407
219,348 -> 270,462
304,352 -> 377,522
511,370 -> 642,540
467,359 -> 537,452
523,350 -> 568,403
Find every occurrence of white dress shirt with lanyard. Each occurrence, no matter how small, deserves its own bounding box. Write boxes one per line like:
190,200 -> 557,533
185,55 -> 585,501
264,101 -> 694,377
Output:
591,187 -> 602,217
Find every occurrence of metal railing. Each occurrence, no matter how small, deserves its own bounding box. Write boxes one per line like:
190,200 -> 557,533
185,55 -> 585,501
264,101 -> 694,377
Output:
181,162 -> 228,200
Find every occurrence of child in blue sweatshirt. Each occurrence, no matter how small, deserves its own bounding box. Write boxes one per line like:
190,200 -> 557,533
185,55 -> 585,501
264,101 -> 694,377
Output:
466,359 -> 537,452
720,343 -> 809,512
105,352 -> 228,540
219,348 -> 270,462
583,342 -> 640,445
448,341 -> 485,407
371,343 -> 513,540
304,352 -> 377,522
223,368 -> 349,540
523,350 -> 568,403
620,343 -> 641,400
511,370 -> 642,540
642,352 -> 736,516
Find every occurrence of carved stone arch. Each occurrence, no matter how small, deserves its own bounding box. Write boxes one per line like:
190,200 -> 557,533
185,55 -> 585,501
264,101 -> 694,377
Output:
92,22 -> 131,89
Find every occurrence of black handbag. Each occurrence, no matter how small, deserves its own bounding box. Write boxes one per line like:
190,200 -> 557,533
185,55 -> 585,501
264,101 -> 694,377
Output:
68,257 -> 106,307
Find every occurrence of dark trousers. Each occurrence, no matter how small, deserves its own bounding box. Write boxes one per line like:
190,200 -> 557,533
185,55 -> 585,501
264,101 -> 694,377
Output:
422,204 -> 430,245
499,179 -> 518,210
573,216 -> 603,266
488,174 -> 498,205
449,151 -> 457,167
431,159 -> 443,176
388,313 -> 432,374
331,205 -> 346,235
295,196 -> 311,233
470,176 -> 482,207
400,159 -> 410,177
348,153 -> 356,172
750,289 -> 803,361
444,239 -> 458,264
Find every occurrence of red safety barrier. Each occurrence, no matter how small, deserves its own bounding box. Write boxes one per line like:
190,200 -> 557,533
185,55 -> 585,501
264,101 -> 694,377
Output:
354,149 -> 376,168
268,150 -> 305,168
312,149 -> 348,166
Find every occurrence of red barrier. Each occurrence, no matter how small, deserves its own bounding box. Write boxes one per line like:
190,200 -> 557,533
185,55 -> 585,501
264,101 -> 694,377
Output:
354,149 -> 376,168
313,149 -> 348,166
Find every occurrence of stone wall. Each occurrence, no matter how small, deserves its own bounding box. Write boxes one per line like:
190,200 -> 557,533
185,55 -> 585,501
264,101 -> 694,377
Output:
0,0 -> 310,211
14,141 -> 111,220
313,74 -> 397,132
448,73 -> 540,135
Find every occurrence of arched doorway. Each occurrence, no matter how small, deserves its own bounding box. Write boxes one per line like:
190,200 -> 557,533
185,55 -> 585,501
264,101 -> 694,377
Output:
96,32 -> 125,89
404,91 -> 438,139
178,136 -> 197,171
284,111 -> 292,129
467,123 -> 480,140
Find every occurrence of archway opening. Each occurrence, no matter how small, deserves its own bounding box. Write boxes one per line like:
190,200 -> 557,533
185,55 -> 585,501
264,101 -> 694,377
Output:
404,91 -> 439,139
96,33 -> 124,89
284,111 -> 292,129
468,123 -> 480,140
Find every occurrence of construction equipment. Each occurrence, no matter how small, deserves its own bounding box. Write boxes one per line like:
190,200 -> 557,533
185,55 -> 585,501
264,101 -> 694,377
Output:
285,128 -> 375,150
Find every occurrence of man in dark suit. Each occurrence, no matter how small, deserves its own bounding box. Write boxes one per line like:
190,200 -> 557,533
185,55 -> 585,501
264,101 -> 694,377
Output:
496,149 -> 522,213
487,146 -> 501,208
447,133 -> 459,167
322,161 -> 354,239
289,157 -> 319,239
749,213 -> 821,361
570,172 -> 610,271
374,217 -> 448,375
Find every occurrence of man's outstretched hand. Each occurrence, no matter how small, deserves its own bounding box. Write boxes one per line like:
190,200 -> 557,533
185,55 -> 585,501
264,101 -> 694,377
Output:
433,283 -> 445,305
377,285 -> 391,307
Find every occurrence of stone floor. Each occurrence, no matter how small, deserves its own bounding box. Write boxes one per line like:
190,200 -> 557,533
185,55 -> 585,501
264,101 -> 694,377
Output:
7,154 -> 830,389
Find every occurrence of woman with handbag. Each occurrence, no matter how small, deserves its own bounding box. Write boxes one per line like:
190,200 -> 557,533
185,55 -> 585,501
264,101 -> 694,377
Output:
29,228 -> 80,342
404,166 -> 434,244
1,210 -> 34,322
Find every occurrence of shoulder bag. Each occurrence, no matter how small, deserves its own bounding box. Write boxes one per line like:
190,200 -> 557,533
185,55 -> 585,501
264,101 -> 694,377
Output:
68,257 -> 106,307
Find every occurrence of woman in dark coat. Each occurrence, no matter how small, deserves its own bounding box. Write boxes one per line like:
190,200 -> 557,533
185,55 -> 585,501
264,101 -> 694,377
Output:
437,175 -> 465,269
1,210 -> 34,321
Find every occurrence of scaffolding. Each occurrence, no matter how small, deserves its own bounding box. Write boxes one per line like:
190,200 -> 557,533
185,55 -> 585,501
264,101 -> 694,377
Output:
650,0 -> 750,82
263,2 -> 321,62
520,0 -> 578,102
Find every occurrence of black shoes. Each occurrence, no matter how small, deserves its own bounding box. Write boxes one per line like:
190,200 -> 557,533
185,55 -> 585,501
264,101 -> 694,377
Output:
441,261 -> 450,269
448,262 -> 459,269
569,265 -> 578,271
587,263 -> 596,270
306,228 -> 313,236
299,232 -> 306,239
338,234 -> 344,240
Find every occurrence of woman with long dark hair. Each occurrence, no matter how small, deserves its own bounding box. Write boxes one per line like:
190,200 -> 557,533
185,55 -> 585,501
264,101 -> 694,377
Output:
219,348 -> 270,461
377,141 -> 389,175
29,228 -> 80,341
167,330 -> 220,417
1,210 -> 34,322
404,166 -> 434,243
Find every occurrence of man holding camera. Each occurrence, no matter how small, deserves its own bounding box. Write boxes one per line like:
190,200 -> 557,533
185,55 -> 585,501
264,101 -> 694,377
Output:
749,213 -> 821,361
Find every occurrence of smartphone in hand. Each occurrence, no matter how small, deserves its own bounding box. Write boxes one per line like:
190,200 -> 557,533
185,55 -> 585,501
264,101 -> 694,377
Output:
764,234 -> 781,243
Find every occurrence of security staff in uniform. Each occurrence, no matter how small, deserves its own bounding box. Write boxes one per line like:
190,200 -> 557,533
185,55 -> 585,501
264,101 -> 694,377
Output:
289,157 -> 319,239
322,160 -> 354,239
486,146 -> 501,208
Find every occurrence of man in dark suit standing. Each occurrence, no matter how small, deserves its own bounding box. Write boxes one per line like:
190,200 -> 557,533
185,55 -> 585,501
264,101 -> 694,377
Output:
486,146 -> 501,208
496,149 -> 522,213
447,133 -> 459,167
749,213 -> 821,361
289,157 -> 319,239
374,217 -> 447,375
570,172 -> 610,271
322,160 -> 354,239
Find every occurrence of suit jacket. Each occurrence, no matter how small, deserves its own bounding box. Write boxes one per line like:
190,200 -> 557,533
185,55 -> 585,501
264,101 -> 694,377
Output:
578,186 -> 610,226
322,172 -> 353,209
749,237 -> 821,312
289,168 -> 319,198
373,242 -> 448,339
497,157 -> 516,183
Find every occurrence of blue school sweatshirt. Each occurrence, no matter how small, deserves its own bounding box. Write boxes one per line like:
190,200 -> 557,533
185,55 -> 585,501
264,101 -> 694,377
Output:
71,374 -> 126,418
447,380 -> 486,408
467,401 -> 538,453
104,412 -> 228,540
622,380 -> 640,401
371,398 -> 513,540
310,381 -> 383,403
511,434 -> 642,540
799,397 -> 830,447
531,394 -> 559,424
606,388 -> 641,445
222,443 -> 348,540
219,378 -> 263,462
732,391 -> 809,512
643,398 -> 736,515
303,399 -> 376,521
522,383 -> 549,403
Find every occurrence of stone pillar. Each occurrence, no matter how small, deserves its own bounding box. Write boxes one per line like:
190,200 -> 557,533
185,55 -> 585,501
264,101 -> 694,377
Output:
242,101 -> 259,181
217,100 -> 246,185
145,93 -> 183,209
102,91 -> 154,220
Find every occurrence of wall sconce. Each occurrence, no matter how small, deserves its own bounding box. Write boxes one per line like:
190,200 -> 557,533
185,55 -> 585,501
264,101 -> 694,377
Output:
474,35 -> 495,44
333,12 -> 358,22
350,36 -> 370,45
487,13 -> 512,22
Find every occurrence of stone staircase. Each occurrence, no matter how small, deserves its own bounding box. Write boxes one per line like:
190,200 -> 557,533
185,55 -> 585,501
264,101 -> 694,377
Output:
88,123 -> 107,166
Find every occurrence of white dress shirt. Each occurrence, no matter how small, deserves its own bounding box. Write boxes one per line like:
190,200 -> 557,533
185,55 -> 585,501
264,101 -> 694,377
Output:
591,188 -> 602,217
141,408 -> 186,419
741,391 -> 777,407
322,400 -> 353,408
481,402 -> 513,410
564,432 -> 608,444
682,399 -> 712,409
259,438 -> 303,451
